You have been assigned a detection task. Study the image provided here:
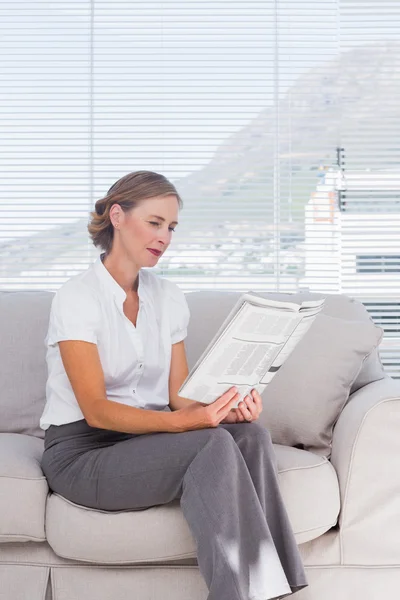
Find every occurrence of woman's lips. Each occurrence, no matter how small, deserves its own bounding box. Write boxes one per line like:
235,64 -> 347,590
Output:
148,249 -> 161,256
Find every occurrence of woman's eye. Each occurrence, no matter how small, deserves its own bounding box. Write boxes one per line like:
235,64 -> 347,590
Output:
149,221 -> 175,232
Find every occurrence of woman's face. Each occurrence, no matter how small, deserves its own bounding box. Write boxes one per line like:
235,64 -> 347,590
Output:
113,194 -> 179,266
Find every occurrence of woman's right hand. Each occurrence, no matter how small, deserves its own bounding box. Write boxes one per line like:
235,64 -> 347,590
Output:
172,387 -> 241,433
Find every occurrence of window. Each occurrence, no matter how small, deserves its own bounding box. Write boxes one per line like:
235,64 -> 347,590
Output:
363,302 -> 400,379
1,1 -> 399,376
357,255 -> 400,274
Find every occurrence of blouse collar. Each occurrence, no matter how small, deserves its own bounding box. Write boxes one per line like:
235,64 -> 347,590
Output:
93,252 -> 146,306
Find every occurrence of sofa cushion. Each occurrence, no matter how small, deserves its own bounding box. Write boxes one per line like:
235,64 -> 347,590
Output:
0,434 -> 47,542
44,444 -> 339,564
259,313 -> 383,456
0,291 -> 53,439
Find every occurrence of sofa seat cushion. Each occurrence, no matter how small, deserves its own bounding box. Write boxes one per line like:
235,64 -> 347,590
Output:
44,444 -> 340,564
0,434 -> 47,542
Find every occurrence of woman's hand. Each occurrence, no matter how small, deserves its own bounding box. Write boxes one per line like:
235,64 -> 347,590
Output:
172,386 -> 242,433
220,389 -> 263,424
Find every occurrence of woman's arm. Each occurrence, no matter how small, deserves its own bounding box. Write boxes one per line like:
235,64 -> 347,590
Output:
58,340 -> 182,434
169,395 -> 205,410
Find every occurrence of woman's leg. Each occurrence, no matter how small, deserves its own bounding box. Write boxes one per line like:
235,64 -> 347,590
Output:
218,422 -> 308,598
179,424 -> 307,600
41,419 -> 307,600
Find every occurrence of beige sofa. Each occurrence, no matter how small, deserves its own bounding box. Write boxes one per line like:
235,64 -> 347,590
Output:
0,289 -> 399,600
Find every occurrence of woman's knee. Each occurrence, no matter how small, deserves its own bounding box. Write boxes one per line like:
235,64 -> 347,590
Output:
235,421 -> 273,444
193,426 -> 237,456
204,425 -> 234,445
250,421 -> 272,438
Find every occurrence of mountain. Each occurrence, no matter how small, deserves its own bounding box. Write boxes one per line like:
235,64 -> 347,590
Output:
1,41 -> 400,280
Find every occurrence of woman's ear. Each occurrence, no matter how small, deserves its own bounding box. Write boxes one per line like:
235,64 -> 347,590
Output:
110,204 -> 122,228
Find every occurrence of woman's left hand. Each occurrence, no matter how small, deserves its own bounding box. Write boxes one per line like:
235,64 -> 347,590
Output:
220,389 -> 263,424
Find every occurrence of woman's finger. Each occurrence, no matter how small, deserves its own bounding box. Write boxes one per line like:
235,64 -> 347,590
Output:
251,389 -> 263,414
244,394 -> 261,420
238,403 -> 250,421
239,396 -> 255,421
235,408 -> 245,422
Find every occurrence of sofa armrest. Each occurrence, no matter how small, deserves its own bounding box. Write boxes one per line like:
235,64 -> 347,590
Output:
331,377 -> 400,565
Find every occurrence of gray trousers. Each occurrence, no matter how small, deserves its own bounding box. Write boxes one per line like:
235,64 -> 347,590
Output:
41,418 -> 308,600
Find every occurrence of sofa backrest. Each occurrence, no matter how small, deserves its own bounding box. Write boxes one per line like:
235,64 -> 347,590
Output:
0,289 -> 385,439
1,291 -> 53,439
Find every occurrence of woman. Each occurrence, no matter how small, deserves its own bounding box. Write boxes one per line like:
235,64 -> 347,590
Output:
40,170 -> 308,600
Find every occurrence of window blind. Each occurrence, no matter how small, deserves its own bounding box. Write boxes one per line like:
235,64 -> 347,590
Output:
0,1 -> 399,378
335,1 -> 400,379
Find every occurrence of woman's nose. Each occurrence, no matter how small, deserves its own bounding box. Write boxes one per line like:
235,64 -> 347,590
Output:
158,227 -> 171,244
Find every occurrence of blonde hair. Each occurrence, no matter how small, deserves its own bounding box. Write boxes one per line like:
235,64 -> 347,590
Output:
88,171 -> 183,255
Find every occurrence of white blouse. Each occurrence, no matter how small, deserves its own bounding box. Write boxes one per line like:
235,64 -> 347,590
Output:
39,252 -> 190,430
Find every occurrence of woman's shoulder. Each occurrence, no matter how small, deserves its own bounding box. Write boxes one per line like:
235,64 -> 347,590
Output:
52,270 -> 101,308
47,271 -> 102,347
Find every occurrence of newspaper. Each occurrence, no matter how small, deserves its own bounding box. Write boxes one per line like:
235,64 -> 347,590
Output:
179,293 -> 325,408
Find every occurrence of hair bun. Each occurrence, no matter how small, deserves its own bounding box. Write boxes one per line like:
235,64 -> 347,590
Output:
95,200 -> 105,216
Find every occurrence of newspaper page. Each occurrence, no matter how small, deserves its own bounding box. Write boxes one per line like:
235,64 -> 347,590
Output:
179,293 -> 325,408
